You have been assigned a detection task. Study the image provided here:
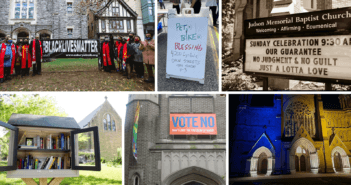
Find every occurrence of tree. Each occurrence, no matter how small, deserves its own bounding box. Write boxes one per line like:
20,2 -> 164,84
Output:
0,95 -> 67,159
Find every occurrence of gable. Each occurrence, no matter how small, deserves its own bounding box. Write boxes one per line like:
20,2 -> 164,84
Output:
247,133 -> 275,157
97,0 -> 137,18
290,126 -> 314,145
329,134 -> 351,155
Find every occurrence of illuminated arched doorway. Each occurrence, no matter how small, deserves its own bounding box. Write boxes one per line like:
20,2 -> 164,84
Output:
257,153 -> 268,175
331,146 -> 350,173
249,146 -> 274,177
334,152 -> 342,172
289,137 -> 319,174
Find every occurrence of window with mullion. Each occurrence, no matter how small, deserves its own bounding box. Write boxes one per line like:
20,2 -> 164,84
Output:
67,29 -> 73,38
113,7 -> 119,16
117,20 -> 123,30
22,1 -> 28,19
67,3 -> 73,14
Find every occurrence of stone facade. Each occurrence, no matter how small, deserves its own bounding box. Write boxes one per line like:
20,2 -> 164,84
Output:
0,0 -> 88,42
79,98 -> 122,161
230,95 -> 351,177
125,94 -> 227,185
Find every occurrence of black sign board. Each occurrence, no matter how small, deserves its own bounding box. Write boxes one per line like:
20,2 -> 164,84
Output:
42,39 -> 99,58
244,7 -> 351,38
243,7 -> 351,85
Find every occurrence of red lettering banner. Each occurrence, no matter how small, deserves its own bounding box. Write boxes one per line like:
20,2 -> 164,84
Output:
169,114 -> 217,135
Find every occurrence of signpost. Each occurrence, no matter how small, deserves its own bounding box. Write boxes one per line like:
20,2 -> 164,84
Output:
169,113 -> 217,135
166,8 -> 209,84
244,7 -> 351,90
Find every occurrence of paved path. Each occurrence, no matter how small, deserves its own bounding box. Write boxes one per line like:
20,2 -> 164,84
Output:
157,0 -> 219,91
230,173 -> 351,185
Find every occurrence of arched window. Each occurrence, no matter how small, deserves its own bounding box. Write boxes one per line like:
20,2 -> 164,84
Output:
112,120 -> 116,131
296,146 -> 302,153
103,119 -> 107,130
107,114 -> 111,130
134,176 -> 139,185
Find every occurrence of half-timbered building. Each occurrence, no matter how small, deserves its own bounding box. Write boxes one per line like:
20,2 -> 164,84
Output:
88,0 -> 139,40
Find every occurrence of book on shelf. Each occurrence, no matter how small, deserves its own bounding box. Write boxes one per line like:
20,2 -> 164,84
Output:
61,134 -> 65,150
40,137 -> 44,149
46,135 -> 51,149
41,157 -> 50,169
67,135 -> 70,150
18,145 -> 38,149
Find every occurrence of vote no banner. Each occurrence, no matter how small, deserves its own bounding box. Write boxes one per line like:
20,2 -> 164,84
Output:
245,35 -> 351,81
42,39 -> 99,58
166,17 -> 208,83
170,114 -> 217,135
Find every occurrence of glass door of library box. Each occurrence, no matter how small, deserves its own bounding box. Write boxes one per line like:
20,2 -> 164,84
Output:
71,126 -> 101,171
0,121 -> 18,171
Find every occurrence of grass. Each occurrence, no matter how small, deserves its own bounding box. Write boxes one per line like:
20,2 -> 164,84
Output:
0,58 -> 154,91
0,164 -> 122,185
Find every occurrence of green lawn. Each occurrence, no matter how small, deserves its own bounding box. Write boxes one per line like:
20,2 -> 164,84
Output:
0,164 -> 122,185
0,58 -> 154,91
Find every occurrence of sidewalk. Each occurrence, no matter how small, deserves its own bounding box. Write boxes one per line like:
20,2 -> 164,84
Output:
230,172 -> 351,182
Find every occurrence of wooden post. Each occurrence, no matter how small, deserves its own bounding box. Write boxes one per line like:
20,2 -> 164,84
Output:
21,178 -> 37,185
49,178 -> 65,185
263,77 -> 268,91
39,178 -> 47,185
325,83 -> 332,91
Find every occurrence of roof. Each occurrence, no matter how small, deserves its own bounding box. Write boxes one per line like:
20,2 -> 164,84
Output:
78,104 -> 103,128
8,114 -> 80,129
96,0 -> 138,17
78,98 -> 120,129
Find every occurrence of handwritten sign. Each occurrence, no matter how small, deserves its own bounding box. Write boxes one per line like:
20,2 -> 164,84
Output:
166,17 -> 208,83
245,35 -> 351,80
170,114 -> 217,135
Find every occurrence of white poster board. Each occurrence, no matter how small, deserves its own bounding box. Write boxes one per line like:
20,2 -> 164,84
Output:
166,15 -> 208,84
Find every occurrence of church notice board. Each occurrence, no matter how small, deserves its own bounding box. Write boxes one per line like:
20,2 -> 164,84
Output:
169,114 -> 217,135
243,7 -> 351,84
166,17 -> 208,84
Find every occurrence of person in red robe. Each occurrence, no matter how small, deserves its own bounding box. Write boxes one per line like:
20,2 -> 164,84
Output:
0,36 -> 16,83
30,36 -> 43,76
21,38 -> 32,77
14,39 -> 23,76
122,37 -> 136,79
115,36 -> 123,72
100,35 -> 116,72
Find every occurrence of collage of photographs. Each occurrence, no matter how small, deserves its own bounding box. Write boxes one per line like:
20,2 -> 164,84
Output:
1,0 -> 351,185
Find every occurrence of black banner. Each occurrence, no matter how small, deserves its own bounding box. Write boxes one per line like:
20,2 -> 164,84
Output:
42,39 -> 99,58
244,7 -> 351,38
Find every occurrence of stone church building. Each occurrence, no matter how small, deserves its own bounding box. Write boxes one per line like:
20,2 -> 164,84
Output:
79,97 -> 122,161
230,94 -> 351,177
125,94 -> 226,185
0,0 -> 88,42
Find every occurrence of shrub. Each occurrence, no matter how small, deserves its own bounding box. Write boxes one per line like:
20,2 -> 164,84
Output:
101,157 -> 106,163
